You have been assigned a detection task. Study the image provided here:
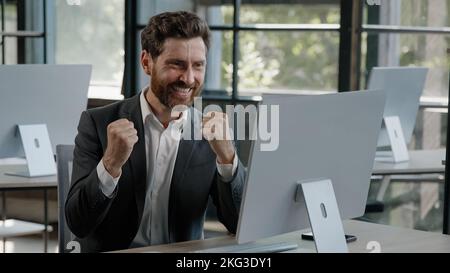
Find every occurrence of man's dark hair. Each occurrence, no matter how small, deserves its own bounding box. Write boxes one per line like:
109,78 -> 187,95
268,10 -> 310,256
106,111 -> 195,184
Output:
141,11 -> 211,59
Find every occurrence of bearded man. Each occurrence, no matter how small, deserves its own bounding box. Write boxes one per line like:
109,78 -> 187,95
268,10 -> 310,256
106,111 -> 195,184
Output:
65,11 -> 246,253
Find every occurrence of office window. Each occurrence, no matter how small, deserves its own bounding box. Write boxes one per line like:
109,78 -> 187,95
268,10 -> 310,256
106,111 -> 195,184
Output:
1,0 -> 49,65
236,31 -> 339,95
200,1 -> 341,97
362,1 -> 450,99
209,30 -> 233,92
1,0 -> 18,64
238,3 -> 340,25
363,0 -> 450,28
236,3 -> 339,94
54,0 -> 125,100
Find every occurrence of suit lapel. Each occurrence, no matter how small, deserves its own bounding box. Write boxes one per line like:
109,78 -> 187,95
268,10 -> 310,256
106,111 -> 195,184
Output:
171,140 -> 197,189
168,109 -> 199,241
170,108 -> 200,201
121,95 -> 147,225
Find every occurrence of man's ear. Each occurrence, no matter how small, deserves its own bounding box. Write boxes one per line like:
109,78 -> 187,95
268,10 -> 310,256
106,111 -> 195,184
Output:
141,50 -> 153,76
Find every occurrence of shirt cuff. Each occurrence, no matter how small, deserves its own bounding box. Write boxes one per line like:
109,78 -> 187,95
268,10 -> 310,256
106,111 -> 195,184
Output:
217,152 -> 238,183
97,159 -> 121,198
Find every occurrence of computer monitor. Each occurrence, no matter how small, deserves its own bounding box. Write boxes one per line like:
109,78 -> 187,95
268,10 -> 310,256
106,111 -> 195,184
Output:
0,64 -> 91,158
367,67 -> 428,148
236,90 -> 385,245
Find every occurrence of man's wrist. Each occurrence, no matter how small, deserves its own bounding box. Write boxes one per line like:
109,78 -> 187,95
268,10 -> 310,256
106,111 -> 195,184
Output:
103,157 -> 122,178
217,148 -> 235,165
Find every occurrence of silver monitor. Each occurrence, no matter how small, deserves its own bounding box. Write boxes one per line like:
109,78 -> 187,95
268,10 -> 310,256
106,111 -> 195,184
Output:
0,64 -> 91,158
236,90 -> 386,244
367,67 -> 428,147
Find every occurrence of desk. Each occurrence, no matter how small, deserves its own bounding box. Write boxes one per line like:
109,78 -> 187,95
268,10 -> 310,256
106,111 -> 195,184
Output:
372,149 -> 446,202
114,220 -> 450,253
0,165 -> 57,253
373,149 -> 446,175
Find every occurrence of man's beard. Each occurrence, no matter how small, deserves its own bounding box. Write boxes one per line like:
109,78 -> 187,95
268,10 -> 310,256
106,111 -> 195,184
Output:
150,71 -> 202,109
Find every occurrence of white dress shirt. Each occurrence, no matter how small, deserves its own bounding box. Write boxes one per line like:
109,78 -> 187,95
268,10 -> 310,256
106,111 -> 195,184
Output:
96,88 -> 238,247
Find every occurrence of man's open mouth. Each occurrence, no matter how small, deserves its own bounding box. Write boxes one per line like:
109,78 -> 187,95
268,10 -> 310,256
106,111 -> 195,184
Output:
170,86 -> 194,99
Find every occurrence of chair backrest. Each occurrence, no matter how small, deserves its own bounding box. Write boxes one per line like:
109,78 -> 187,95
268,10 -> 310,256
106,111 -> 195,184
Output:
56,144 -> 75,253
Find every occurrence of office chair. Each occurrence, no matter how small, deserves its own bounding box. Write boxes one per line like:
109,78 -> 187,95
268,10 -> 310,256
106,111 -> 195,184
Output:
56,145 -> 76,253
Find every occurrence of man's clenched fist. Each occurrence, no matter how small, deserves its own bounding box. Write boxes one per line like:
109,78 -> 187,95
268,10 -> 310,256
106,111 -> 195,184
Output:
202,112 -> 235,165
102,119 -> 138,178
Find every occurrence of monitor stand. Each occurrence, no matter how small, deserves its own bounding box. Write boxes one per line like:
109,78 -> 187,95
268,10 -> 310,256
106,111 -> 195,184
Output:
296,179 -> 349,253
5,124 -> 56,178
375,116 -> 409,163
198,179 -> 349,254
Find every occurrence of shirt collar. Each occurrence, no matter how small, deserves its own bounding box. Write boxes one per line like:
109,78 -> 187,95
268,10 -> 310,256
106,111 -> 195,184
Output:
139,87 -> 189,132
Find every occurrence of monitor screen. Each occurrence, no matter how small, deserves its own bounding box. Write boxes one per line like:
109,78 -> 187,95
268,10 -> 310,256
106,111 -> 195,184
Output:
367,67 -> 428,147
0,64 -> 92,158
236,90 -> 386,244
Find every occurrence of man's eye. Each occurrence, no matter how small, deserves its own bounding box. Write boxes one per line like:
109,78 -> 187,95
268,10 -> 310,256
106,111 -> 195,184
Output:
170,62 -> 183,67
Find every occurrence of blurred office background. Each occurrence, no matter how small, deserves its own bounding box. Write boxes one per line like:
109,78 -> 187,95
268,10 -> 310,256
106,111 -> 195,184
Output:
0,0 -> 449,252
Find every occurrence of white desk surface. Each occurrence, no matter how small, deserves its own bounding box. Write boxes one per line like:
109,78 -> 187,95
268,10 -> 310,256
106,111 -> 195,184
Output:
114,220 -> 450,253
0,165 -> 57,189
372,149 -> 446,175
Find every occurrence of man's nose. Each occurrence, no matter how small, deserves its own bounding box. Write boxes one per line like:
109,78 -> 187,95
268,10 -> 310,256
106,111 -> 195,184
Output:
179,67 -> 195,86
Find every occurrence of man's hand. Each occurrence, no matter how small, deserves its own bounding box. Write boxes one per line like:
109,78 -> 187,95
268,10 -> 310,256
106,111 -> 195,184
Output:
202,112 -> 235,164
103,119 -> 138,178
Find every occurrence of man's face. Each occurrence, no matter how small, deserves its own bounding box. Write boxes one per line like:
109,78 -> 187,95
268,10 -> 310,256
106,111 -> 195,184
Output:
146,37 -> 207,108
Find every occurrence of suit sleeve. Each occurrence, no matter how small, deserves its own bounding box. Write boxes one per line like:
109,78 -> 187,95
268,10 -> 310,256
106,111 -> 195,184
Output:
210,158 -> 246,234
65,111 -> 118,238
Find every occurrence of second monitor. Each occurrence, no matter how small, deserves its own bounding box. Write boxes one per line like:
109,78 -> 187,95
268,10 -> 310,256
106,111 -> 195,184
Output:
236,90 -> 386,251
0,64 -> 91,177
368,66 -> 428,162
